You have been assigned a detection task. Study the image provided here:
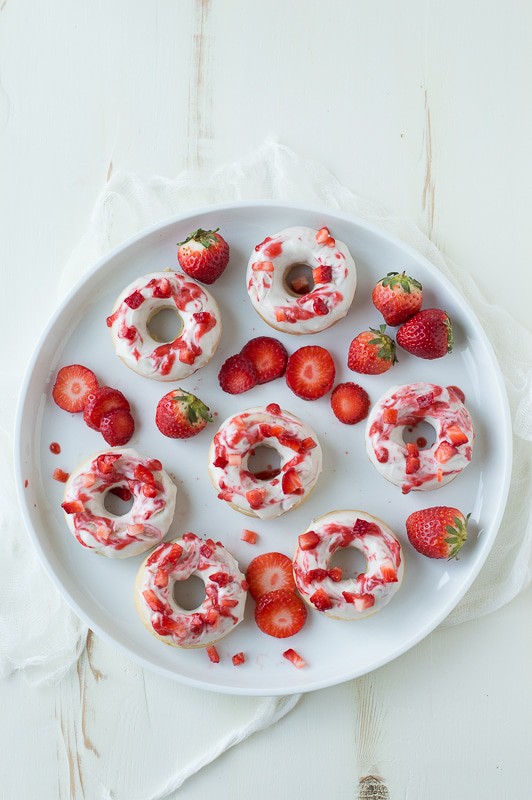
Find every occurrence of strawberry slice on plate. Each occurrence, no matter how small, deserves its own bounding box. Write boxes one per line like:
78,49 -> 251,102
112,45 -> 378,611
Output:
100,408 -> 135,446
240,336 -> 288,384
245,551 -> 296,600
52,364 -> 98,413
285,345 -> 335,400
330,382 -> 370,424
83,386 -> 130,430
254,589 -> 307,638
218,354 -> 258,394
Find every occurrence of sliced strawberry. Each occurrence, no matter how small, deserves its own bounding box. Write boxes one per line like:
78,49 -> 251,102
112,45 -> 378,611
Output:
285,345 -> 335,400
446,424 -> 469,445
241,529 -> 258,545
298,531 -> 320,551
83,386 -> 130,431
434,441 -> 458,463
245,552 -> 296,600
342,592 -> 375,611
100,409 -> 135,446
218,354 -> 258,394
61,500 -> 84,514
315,227 -> 331,244
206,645 -> 220,663
52,365 -> 99,413
281,468 -> 304,495
52,468 -> 69,483
312,265 -> 332,284
330,382 -> 370,425
283,648 -> 306,668
142,589 -> 164,612
254,589 -> 307,638
240,337 -> 288,384
309,588 -> 333,612
232,652 -> 245,666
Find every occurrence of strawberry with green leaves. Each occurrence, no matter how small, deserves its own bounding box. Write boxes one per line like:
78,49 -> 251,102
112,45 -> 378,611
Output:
347,325 -> 397,375
177,228 -> 230,284
155,389 -> 212,439
406,506 -> 469,559
372,271 -> 423,326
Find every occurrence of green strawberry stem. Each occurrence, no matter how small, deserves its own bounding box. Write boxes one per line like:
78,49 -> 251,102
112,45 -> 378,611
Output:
368,324 -> 398,363
444,512 -> 470,560
177,228 -> 220,249
172,390 -> 213,425
380,271 -> 422,293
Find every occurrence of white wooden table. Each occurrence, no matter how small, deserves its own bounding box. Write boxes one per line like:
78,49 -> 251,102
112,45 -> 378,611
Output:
1,2 -> 531,797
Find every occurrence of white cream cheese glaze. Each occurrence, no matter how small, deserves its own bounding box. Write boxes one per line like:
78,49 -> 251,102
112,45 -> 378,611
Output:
208,403 -> 322,519
365,383 -> 474,493
106,270 -> 221,381
246,226 -> 357,334
135,534 -> 247,648
293,510 -> 403,620
61,448 -> 177,558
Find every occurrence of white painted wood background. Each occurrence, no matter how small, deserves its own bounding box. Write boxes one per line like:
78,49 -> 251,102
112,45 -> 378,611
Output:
1,1 -> 531,797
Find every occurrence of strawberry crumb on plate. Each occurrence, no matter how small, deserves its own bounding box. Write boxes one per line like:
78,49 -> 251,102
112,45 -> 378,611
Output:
283,648 -> 307,669
241,529 -> 258,545
232,652 -> 245,666
206,645 -> 220,663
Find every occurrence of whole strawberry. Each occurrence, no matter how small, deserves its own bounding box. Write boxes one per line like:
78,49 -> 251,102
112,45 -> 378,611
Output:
406,506 -> 469,559
177,228 -> 230,284
155,389 -> 212,438
372,271 -> 422,326
347,325 -> 397,375
396,308 -> 453,359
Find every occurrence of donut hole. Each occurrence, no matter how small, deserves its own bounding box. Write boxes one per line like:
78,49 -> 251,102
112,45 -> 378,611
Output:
103,488 -> 134,517
147,307 -> 184,343
329,547 -> 367,579
402,421 -> 437,450
247,445 -> 281,480
172,575 -> 206,611
283,264 -> 315,297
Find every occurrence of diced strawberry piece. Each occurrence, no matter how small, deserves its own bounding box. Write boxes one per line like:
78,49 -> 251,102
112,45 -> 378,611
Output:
82,473 -> 96,488
254,589 -> 307,638
246,487 -> 266,510
312,265 -> 332,284
342,592 -> 375,611
152,614 -> 183,637
434,441 -> 458,463
447,385 -> 466,403
328,567 -> 343,582
203,608 -> 220,626
142,589 -> 164,612
312,297 -> 329,316
83,386 -> 130,431
183,532 -> 199,541
352,519 -> 371,536
301,437 -> 316,450
283,648 -> 306,669
210,572 -> 233,587
325,236 -> 335,247
135,464 -> 155,484
290,276 -> 310,294
96,453 -> 121,474
278,434 -> 302,452
52,364 -> 99,413
275,309 -> 288,322
241,579 -> 249,591
381,565 -> 398,583
206,645 -> 220,663
437,469 -> 443,482
229,652 -> 245,667
146,459 -> 162,471
152,278 -> 172,298
309,588 -> 333,612
416,391 -> 435,408
227,454 -> 242,466
286,346 -> 335,401
315,227 -> 331,244
306,568 -> 329,582
61,500 -> 84,514
213,455 -> 228,469
218,354 -> 258,395
219,598 -> 239,616
383,407 -> 398,424
406,455 -> 420,474
124,290 -> 145,309
298,531 -> 320,550
446,424 -> 468,445
266,403 -> 281,415
142,484 -> 158,498
159,542 -> 183,567
282,468 -> 304,495
246,552 -> 296,600
100,408 -> 135,446
241,529 -> 258,545
127,524 -> 144,536
251,260 -> 274,272
240,337 -> 288,384
200,543 -> 213,558
376,447 -> 389,463
406,442 -> 419,456
96,525 -> 111,541
154,569 -> 169,588
53,468 -> 69,483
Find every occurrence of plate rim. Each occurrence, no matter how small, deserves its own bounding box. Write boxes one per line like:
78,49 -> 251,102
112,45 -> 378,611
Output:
14,199 -> 513,695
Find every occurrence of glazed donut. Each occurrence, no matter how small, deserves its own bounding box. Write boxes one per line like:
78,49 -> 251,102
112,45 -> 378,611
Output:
135,534 -> 247,648
61,448 -> 177,558
293,510 -> 403,620
208,403 -> 322,520
106,270 -> 221,381
365,383 -> 474,493
246,226 -> 357,334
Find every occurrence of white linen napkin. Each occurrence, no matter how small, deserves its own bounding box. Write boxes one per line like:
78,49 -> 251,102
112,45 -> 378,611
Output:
1,143 -> 531,797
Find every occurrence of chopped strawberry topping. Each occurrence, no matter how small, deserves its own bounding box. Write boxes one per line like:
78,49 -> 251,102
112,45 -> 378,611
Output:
134,464 -> 155,484
246,487 -> 266,510
342,592 -> 375,611
446,424 -> 468,445
146,459 -> 162,471
152,278 -> 172,298
434,441 -> 458,463
206,645 -> 220,663
447,385 -> 466,403
381,565 -> 398,583
124,290 -> 145,309
352,519 -> 372,536
298,531 -> 320,550
315,227 -> 331,244
61,500 -> 84,514
241,529 -> 258,545
310,588 -> 333,612
154,569 -> 169,588
82,473 -> 96,488
96,453 -> 121,474
213,455 -> 228,469
281,468 -> 304,495
312,265 -> 332,284
383,407 -> 398,424
406,455 -> 420,474
232,652 -> 246,666
251,260 -> 274,272
52,468 -> 69,483
210,572 -> 233,587
406,442 -> 420,456
312,297 -> 329,316
283,648 -> 306,669
376,447 -> 389,463
142,484 -> 158,498
142,589 -> 164,612
328,567 -> 343,582
306,568 -> 329,582
266,403 -> 281,415
159,542 -> 184,567
416,391 -> 434,409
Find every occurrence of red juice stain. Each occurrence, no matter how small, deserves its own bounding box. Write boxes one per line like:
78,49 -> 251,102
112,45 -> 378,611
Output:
24,479 -> 28,488
50,442 -> 61,455
416,437 -> 427,449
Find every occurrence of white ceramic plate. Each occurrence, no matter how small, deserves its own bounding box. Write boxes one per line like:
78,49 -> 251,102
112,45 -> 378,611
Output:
15,202 -> 512,695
